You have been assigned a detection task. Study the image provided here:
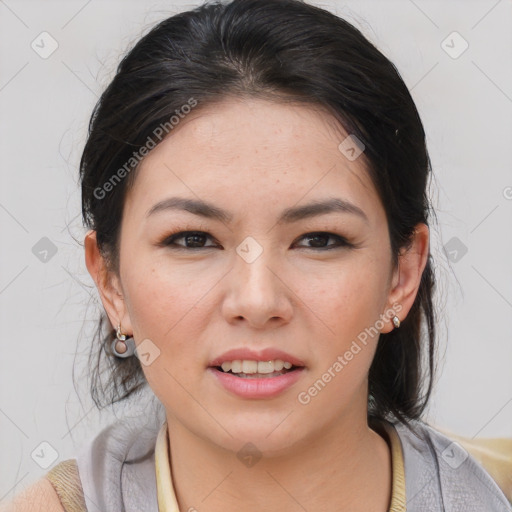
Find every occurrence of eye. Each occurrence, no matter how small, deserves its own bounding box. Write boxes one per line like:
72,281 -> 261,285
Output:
160,231 -> 219,249
159,230 -> 352,251
294,232 -> 352,250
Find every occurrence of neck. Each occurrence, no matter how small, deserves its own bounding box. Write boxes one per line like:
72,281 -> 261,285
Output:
165,411 -> 392,512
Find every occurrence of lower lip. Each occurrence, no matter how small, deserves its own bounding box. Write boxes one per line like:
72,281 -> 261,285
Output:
208,367 -> 305,399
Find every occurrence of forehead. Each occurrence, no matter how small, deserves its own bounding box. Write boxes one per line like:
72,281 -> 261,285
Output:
123,97 -> 383,225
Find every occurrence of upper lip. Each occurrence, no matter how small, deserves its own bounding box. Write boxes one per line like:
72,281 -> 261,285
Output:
209,348 -> 306,368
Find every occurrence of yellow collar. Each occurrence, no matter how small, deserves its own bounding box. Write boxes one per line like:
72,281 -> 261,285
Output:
155,421 -> 180,512
155,421 -> 406,511
380,421 -> 407,512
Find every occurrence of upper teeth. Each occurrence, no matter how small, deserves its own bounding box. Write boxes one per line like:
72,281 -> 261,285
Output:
220,360 -> 293,374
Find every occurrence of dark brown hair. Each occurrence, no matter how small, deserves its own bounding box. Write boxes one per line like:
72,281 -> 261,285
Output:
80,0 -> 436,425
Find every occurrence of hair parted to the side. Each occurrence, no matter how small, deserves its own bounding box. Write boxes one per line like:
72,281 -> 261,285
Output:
80,0 -> 436,425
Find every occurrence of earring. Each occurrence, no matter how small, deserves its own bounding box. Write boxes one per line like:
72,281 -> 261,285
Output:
392,316 -> 401,329
111,323 -> 136,358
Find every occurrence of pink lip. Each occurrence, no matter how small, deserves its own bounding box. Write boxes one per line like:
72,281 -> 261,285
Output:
208,348 -> 305,368
208,366 -> 305,399
207,347 -> 306,400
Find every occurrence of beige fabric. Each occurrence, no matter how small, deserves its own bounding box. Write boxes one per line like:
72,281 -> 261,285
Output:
44,459 -> 87,512
155,422 -> 181,512
382,422 -> 407,511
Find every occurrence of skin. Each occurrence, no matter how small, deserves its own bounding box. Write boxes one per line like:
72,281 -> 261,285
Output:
85,97 -> 429,512
0,479 -> 65,512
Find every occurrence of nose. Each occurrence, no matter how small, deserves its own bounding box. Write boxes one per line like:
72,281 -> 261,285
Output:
221,246 -> 293,329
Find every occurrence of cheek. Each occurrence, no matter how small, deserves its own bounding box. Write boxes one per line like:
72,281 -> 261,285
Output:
304,254 -> 391,371
296,276 -> 385,414
121,262 -> 208,406
124,251 -> 196,325
121,259 -> 202,356
320,257 -> 389,326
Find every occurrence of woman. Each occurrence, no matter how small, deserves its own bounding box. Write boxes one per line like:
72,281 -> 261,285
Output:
4,0 -> 511,510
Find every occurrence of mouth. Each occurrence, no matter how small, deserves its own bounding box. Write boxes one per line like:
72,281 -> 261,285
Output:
207,348 -> 306,397
211,359 -> 303,379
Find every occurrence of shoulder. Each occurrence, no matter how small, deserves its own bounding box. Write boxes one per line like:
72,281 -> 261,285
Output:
1,458 -> 87,512
0,477 -> 65,512
431,424 -> 512,503
393,420 -> 512,511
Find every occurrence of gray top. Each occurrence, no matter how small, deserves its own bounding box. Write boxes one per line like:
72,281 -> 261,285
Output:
393,421 -> 511,511
76,413 -> 161,512
75,414 -> 512,511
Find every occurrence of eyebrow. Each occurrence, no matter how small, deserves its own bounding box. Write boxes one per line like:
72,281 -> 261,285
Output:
145,196 -> 369,224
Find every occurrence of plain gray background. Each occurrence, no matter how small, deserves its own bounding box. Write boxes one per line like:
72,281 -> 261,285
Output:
1,0 -> 511,500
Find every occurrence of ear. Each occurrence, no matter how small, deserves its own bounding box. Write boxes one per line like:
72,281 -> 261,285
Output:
84,230 -> 133,335
380,223 -> 429,334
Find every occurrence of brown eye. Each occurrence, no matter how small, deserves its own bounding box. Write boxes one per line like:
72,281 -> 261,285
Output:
162,231 -> 218,249
294,232 -> 352,250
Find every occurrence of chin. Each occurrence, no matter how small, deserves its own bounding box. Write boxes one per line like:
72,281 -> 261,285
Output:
206,417 -> 305,458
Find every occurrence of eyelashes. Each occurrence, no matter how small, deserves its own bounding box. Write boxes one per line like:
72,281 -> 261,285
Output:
158,230 -> 354,251
161,231 -> 217,249
297,232 -> 353,250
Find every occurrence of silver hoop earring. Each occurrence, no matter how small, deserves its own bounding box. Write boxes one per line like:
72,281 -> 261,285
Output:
392,316 -> 401,329
111,323 -> 136,358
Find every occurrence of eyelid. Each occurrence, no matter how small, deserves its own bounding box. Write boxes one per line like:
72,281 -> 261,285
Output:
156,222 -> 212,246
159,229 -> 217,248
159,228 -> 354,250
292,232 -> 353,249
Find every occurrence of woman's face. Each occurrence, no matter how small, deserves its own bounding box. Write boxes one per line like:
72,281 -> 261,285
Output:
102,97 -> 405,454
